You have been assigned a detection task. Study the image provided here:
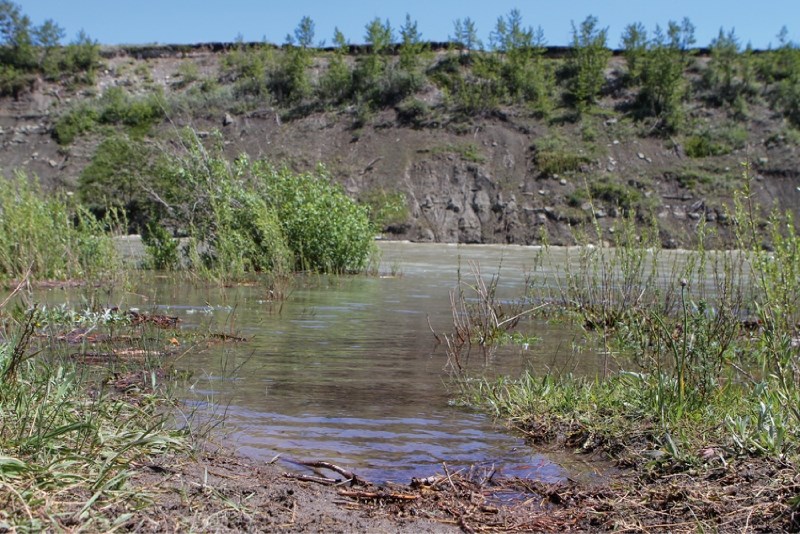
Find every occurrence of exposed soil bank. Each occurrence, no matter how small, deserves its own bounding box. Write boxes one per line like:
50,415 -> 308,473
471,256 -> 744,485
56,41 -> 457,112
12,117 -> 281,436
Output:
121,446 -> 797,533
1,46 -> 798,248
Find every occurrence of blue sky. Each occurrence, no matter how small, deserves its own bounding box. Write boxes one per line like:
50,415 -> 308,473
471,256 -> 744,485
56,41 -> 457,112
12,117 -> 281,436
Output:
21,0 -> 800,50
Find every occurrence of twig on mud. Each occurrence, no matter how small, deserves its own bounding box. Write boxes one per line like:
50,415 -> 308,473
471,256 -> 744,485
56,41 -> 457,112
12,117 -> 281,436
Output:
442,462 -> 461,494
296,460 -> 365,486
283,473 -> 339,486
283,460 -> 366,487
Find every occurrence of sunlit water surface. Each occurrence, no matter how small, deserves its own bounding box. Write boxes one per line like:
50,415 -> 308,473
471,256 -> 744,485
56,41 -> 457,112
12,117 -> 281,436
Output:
38,242 -> 655,483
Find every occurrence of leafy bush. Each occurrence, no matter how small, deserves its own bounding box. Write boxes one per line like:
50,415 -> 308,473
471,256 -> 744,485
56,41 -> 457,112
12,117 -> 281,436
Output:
318,51 -> 352,105
360,189 -> 409,229
395,97 -> 429,126
621,18 -> 696,132
589,181 -> 641,211
269,46 -> 312,105
0,64 -> 33,97
703,28 -> 758,107
52,104 -> 98,144
53,88 -> 165,145
441,10 -> 553,114
78,134 -> 157,230
98,87 -> 165,134
150,134 -> 374,276
141,222 -> 180,270
257,162 -> 374,272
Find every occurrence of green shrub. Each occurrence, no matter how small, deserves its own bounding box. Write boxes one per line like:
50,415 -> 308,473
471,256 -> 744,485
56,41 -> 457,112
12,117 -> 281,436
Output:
53,104 -> 98,144
622,18 -> 696,132
589,181 -> 641,211
703,28 -> 758,107
54,88 -> 165,145
269,46 -> 312,105
78,134 -> 156,229
360,189 -> 409,229
395,97 -> 429,126
220,42 -> 272,99
532,137 -> 590,176
141,222 -> 180,270
684,125 -> 746,158
98,87 -> 164,134
257,162 -> 374,272
684,134 -> 725,157
429,143 -> 486,163
671,169 -> 714,190
0,64 -> 33,97
151,135 -> 373,276
173,60 -> 200,88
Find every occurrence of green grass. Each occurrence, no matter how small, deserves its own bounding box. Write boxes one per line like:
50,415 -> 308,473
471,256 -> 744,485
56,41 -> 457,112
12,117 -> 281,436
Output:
428,143 -> 486,163
0,303 -> 191,530
451,167 -> 800,470
0,172 -> 123,284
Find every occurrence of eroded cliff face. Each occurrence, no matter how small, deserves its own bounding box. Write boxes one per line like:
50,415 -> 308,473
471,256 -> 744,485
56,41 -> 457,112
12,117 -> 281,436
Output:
1,46 -> 798,247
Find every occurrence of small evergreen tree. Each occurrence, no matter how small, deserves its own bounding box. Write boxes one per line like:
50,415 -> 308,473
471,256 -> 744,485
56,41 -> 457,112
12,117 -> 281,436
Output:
452,17 -> 482,55
318,27 -> 352,105
566,15 -> 611,112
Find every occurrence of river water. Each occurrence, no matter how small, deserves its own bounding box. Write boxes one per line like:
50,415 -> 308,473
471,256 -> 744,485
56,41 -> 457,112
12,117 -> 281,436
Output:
42,241 -> 626,483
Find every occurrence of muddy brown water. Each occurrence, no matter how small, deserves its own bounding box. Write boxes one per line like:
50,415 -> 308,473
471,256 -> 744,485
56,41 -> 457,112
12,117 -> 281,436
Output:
39,241 -> 681,484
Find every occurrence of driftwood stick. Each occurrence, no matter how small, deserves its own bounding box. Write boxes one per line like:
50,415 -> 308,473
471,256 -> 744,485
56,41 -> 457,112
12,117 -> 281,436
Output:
283,473 -> 338,486
296,460 -> 355,480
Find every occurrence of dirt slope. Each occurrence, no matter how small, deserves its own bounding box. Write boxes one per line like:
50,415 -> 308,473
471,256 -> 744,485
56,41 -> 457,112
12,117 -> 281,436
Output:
1,46 -> 798,248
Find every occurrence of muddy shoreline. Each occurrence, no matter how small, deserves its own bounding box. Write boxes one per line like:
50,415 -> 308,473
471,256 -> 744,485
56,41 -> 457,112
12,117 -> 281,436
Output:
121,442 -> 798,533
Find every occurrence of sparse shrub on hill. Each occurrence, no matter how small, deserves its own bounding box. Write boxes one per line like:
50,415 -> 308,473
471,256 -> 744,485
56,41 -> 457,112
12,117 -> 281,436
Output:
703,28 -> 759,112
768,35 -> 800,127
318,28 -> 353,105
532,135 -> 591,176
220,40 -> 272,100
270,17 -> 315,106
621,18 -> 696,133
432,10 -> 554,118
52,87 -> 165,144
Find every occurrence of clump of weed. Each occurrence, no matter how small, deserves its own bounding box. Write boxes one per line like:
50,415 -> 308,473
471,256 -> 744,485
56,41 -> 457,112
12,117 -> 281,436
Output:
0,302 -> 189,530
0,172 -> 122,283
532,135 -> 591,177
428,143 -> 486,163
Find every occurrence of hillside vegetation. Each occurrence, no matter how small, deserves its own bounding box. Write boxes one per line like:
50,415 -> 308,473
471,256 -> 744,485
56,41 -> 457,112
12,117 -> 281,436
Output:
1,4 -> 800,249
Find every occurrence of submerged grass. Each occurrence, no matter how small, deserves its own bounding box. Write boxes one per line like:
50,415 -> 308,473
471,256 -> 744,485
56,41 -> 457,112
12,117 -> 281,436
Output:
449,165 -> 800,525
